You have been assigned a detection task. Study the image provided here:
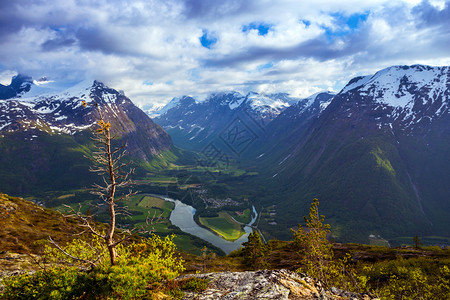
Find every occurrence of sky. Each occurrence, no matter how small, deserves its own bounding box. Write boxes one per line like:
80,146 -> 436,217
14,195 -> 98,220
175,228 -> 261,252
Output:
0,0 -> 449,109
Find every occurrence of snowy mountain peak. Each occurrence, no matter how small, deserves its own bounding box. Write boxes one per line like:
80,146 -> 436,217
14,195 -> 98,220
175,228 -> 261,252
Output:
339,64 -> 449,130
246,92 -> 290,110
0,74 -> 33,99
342,65 -> 449,108
205,91 -> 245,109
300,91 -> 335,109
279,91 -> 335,122
149,96 -> 197,118
0,76 -> 133,135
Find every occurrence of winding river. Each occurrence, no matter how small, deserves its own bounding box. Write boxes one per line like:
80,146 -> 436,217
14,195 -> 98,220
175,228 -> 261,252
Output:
153,194 -> 258,254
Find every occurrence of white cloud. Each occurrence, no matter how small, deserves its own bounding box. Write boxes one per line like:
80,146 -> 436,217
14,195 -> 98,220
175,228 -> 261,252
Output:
0,70 -> 18,85
0,0 -> 449,105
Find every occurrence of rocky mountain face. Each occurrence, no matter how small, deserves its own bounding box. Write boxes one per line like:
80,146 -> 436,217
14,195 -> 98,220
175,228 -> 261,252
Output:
0,76 -> 172,195
245,92 -> 335,160
152,91 -> 299,151
252,65 -> 450,242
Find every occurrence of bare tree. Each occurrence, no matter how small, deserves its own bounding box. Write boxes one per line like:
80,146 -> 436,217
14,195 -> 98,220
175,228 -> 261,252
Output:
75,99 -> 136,265
48,98 -> 164,267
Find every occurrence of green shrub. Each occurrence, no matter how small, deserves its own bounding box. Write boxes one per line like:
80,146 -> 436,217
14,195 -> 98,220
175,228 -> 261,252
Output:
180,277 -> 209,292
1,234 -> 185,299
357,258 -> 450,299
1,268 -> 107,300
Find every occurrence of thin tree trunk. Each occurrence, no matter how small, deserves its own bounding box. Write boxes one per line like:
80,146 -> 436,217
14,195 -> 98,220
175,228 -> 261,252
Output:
105,128 -> 117,265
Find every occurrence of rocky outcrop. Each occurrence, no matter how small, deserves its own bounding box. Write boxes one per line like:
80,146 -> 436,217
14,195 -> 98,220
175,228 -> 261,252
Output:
179,269 -> 378,299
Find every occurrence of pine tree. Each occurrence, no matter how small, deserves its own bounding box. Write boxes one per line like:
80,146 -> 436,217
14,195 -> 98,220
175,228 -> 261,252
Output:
413,235 -> 423,249
242,230 -> 268,268
291,198 -> 333,285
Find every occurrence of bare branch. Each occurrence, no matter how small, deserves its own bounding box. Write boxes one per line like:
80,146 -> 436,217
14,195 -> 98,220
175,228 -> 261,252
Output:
62,204 -> 104,238
112,230 -> 139,248
48,237 -> 102,269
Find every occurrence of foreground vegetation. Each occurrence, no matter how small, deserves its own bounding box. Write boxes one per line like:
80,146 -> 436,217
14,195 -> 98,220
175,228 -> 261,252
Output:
1,235 -> 189,299
1,195 -> 449,299
186,200 -> 450,299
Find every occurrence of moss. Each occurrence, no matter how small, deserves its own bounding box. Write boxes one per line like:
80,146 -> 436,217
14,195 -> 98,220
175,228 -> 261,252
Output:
371,146 -> 396,176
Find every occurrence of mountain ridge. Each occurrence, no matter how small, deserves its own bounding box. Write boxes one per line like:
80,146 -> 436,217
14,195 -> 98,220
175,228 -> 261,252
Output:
250,64 -> 449,242
0,77 -> 175,195
152,91 -> 302,150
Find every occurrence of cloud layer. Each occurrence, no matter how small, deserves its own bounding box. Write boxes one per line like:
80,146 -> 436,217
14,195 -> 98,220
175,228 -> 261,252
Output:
1,0 -> 449,108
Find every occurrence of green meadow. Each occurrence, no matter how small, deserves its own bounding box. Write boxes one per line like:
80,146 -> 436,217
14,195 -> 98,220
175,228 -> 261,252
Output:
199,212 -> 245,241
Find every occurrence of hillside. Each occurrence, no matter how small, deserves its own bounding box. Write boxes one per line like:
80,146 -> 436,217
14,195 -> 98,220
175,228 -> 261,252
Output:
1,192 -> 448,299
0,76 -> 177,196
0,193 -> 88,259
250,65 -> 450,242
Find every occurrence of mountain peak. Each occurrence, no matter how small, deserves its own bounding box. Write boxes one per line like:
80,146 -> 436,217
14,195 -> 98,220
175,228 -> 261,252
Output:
0,74 -> 33,99
11,74 -> 33,86
340,65 -> 449,124
206,91 -> 245,109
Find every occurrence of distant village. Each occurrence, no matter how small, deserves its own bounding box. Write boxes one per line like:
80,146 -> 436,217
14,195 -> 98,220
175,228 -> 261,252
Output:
194,189 -> 241,209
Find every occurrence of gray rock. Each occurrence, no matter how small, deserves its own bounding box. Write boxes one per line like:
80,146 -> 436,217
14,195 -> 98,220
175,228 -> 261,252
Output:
178,269 -> 378,300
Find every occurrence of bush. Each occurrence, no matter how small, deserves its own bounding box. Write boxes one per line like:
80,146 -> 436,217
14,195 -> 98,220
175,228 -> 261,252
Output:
180,277 -> 209,292
1,234 -> 185,299
357,258 -> 450,299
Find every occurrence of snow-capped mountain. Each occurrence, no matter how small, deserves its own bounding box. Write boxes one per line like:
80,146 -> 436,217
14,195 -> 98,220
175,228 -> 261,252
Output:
149,96 -> 194,118
245,91 -> 335,159
0,74 -> 33,100
250,65 -> 449,242
0,77 -> 171,151
1,78 -> 102,134
152,91 -> 300,150
339,65 -> 449,131
0,75 -> 172,195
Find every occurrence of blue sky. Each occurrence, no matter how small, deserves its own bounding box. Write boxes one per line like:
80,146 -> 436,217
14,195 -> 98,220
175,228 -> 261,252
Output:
0,0 -> 449,108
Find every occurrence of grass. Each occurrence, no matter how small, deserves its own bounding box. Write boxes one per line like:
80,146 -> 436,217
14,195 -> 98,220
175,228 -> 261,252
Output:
0,193 -> 108,257
124,195 -> 174,233
56,194 -> 76,200
173,234 -> 207,256
199,212 -> 245,241
229,208 -> 252,224
138,196 -> 170,209
38,191 -> 227,255
390,236 -> 450,247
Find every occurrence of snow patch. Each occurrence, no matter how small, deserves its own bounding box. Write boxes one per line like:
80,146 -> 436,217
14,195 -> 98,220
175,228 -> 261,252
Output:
278,154 -> 292,165
0,122 -> 11,130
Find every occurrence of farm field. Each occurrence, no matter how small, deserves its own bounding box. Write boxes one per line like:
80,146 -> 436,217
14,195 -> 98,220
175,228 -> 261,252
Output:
199,212 -> 245,241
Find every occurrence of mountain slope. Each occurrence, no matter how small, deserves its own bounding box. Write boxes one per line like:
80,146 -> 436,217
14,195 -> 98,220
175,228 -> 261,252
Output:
0,192 -> 90,254
0,77 -> 174,195
0,74 -> 32,100
153,92 -> 299,151
253,65 -> 449,242
246,92 -> 335,161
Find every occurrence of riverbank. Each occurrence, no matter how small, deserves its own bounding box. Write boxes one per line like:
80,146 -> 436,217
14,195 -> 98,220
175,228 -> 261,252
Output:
149,194 -> 258,254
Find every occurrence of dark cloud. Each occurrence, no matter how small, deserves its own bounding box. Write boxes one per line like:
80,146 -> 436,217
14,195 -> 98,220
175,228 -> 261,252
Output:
41,37 -> 76,51
75,27 -> 137,56
1,0 -> 450,104
412,1 -> 450,48
0,1 -> 29,39
201,29 -> 369,68
76,27 -> 116,53
182,0 -> 254,20
412,1 -> 450,28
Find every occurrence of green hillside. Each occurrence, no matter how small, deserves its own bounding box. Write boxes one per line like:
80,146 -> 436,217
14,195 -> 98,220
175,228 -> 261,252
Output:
0,129 -> 185,196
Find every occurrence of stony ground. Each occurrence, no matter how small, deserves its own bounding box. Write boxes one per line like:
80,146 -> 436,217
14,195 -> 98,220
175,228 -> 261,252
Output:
178,269 -> 378,300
